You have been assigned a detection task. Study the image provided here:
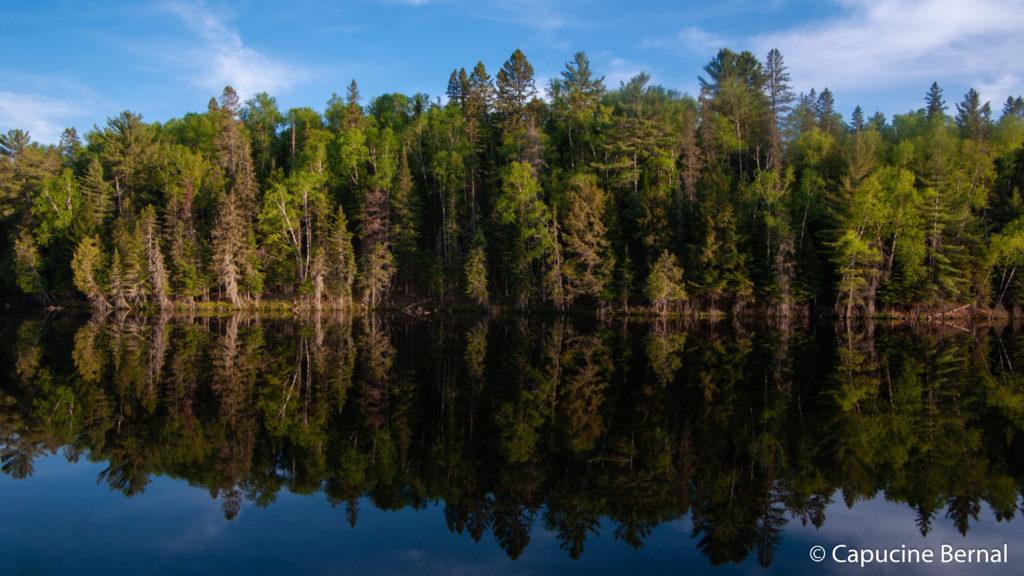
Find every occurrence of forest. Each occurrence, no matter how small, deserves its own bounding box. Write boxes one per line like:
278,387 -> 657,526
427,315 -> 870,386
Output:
4,313 -> 1024,566
2,48 -> 1024,317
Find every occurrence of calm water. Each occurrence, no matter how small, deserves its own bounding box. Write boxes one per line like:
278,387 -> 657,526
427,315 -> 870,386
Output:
1,313 -> 1023,574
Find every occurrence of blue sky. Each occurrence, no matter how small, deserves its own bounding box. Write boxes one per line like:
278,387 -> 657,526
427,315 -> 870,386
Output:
3,0 -> 1023,143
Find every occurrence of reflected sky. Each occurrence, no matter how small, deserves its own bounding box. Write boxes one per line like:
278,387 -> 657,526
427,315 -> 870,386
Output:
2,454 -> 1021,575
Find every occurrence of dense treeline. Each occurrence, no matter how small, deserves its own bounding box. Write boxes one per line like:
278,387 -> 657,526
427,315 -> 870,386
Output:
3,314 -> 1024,565
3,48 -> 1024,316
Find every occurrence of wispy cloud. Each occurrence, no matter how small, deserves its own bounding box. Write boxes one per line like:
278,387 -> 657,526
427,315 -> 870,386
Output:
160,0 -> 315,98
751,0 -> 1024,103
643,25 -> 730,57
0,73 -> 111,144
0,92 -> 80,145
677,27 -> 730,52
603,57 -> 646,88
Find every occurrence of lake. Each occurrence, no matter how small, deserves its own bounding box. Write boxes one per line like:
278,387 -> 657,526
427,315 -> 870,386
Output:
1,312 -> 1022,574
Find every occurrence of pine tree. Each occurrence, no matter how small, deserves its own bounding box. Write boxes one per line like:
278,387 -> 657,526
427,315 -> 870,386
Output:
110,216 -> 147,306
390,146 -> 420,292
13,230 -> 45,297
692,198 -> 752,309
140,205 -> 170,308
543,211 -> 565,309
98,111 -> 156,214
816,88 -> 838,134
614,248 -> 635,311
749,167 -> 795,310
71,235 -> 107,309
495,162 -> 555,306
868,111 -> 887,131
361,183 -> 394,309
361,241 -> 394,309
955,88 -> 992,140
464,243 -> 489,306
560,173 -> 613,304
550,52 -> 605,168
59,127 -> 81,167
0,128 -> 31,159
345,79 -> 363,129
645,250 -> 686,316
211,193 -> 243,307
831,228 -> 881,317
466,62 -> 494,129
446,68 -> 465,106
496,49 -> 537,134
168,216 -> 202,304
161,144 -> 205,304
1003,96 -> 1024,118
215,86 -> 259,213
699,49 -> 766,176
241,92 -> 284,182
925,82 -> 947,120
79,157 -> 112,233
764,48 -> 793,171
851,106 -> 865,132
213,85 -> 263,304
108,248 -> 128,309
328,206 -> 357,308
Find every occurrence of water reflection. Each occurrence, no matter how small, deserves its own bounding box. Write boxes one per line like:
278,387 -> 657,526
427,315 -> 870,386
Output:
1,313 -> 1023,568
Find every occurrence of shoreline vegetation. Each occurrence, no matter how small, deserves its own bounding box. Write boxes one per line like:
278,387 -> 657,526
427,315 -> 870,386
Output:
2,49 -> 1024,320
15,298 -> 1005,328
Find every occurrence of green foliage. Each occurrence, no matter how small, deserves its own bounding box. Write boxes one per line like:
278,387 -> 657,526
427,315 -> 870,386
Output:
71,236 -> 106,306
327,207 -> 357,305
645,250 -> 686,315
13,231 -> 44,295
496,162 -> 556,305
1,49 -> 1022,317
464,244 -> 489,306
560,173 -> 613,304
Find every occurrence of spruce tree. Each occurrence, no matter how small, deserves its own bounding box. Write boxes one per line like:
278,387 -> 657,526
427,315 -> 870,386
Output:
851,106 -> 865,132
645,250 -> 686,316
816,88 -> 838,134
496,49 -> 537,133
328,206 -> 357,308
560,174 -> 613,304
140,205 -> 170,308
956,88 -> 992,140
211,193 -> 243,307
464,243 -> 489,306
1003,96 -> 1024,118
764,48 -> 793,171
494,162 -> 554,306
71,235 -> 107,309
925,82 -> 947,120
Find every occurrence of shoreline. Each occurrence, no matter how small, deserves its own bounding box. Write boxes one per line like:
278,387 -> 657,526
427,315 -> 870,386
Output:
5,296 -> 1014,325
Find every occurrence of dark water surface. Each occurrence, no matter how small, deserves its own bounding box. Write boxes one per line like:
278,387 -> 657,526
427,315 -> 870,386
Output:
1,313 -> 1023,574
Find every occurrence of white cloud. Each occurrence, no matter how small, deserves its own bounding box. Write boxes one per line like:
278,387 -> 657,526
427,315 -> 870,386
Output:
604,57 -> 645,88
162,0 -> 314,98
0,72 -> 110,144
0,92 -> 81,144
677,26 -> 730,53
975,73 -> 1022,109
751,0 -> 1024,102
642,26 -> 731,57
